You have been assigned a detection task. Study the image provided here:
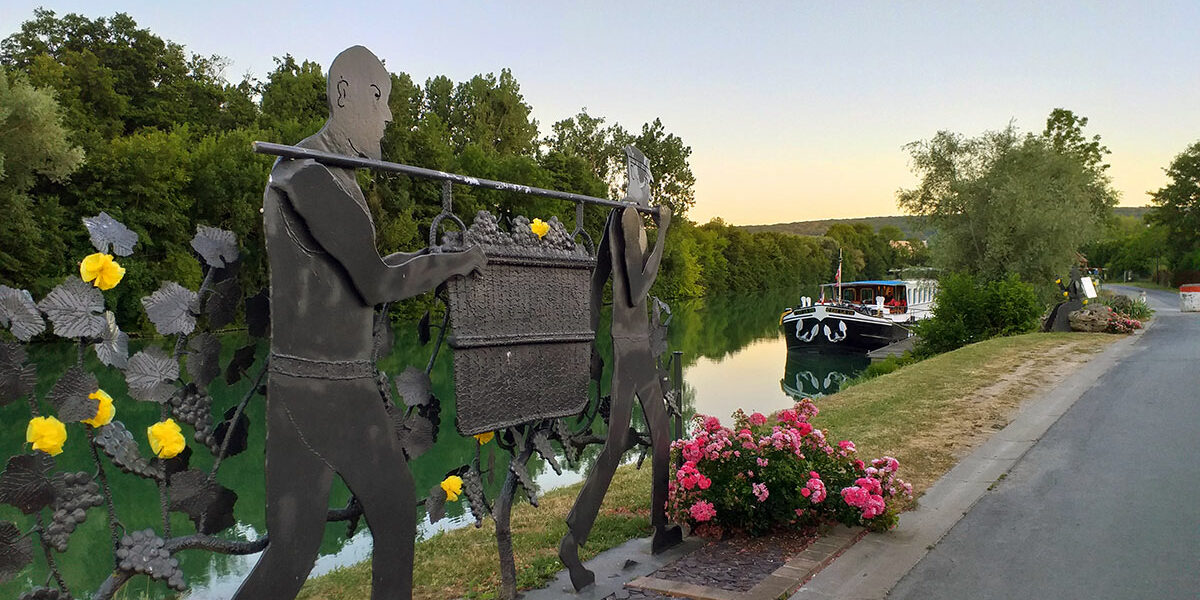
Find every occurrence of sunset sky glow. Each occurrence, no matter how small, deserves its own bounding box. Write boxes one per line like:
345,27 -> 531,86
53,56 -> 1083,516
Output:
3,1 -> 1196,224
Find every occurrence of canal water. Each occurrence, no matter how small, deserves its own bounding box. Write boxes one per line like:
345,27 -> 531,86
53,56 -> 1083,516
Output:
0,288 -> 869,599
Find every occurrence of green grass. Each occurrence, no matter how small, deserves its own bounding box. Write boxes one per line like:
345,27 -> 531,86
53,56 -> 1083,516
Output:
299,466 -> 653,600
299,331 -> 1117,599
809,331 -> 1115,494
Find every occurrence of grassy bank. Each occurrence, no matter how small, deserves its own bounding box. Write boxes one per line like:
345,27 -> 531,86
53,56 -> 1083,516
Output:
298,331 -> 1117,600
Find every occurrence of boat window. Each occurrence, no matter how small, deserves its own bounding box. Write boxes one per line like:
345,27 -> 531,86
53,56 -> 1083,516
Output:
841,288 -> 857,302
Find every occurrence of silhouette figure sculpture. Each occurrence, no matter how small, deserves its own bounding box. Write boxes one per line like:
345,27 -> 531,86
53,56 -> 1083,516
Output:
235,46 -> 484,600
559,147 -> 682,590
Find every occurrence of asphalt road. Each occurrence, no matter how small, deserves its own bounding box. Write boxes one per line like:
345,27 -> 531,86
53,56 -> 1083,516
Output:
889,287 -> 1200,599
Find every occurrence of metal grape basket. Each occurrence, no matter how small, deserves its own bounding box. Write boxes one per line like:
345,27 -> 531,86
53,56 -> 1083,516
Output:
440,211 -> 596,435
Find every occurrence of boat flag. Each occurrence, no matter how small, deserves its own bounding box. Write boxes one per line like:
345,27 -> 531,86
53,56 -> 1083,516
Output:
836,248 -> 842,300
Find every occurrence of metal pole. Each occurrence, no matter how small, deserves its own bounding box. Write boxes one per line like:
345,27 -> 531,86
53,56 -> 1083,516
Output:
252,141 -> 658,214
672,350 -> 683,467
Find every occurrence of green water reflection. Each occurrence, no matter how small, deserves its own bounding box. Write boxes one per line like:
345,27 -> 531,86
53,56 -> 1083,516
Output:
1,286 -> 859,599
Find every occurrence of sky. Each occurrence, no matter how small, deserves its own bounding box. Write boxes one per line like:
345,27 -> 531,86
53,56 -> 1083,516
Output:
2,1 -> 1197,225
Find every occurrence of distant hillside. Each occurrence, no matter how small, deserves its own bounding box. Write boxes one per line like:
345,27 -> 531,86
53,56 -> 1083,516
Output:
740,215 -> 931,239
742,206 -> 1152,239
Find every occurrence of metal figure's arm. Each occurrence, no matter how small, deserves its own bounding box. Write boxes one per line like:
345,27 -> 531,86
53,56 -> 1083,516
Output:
277,162 -> 485,305
619,206 -> 671,305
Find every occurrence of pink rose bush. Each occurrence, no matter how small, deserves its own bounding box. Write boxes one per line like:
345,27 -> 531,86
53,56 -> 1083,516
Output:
667,400 -> 912,535
1105,312 -> 1142,334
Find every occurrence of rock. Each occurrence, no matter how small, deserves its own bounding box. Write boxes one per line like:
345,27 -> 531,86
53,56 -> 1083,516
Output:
1069,305 -> 1115,332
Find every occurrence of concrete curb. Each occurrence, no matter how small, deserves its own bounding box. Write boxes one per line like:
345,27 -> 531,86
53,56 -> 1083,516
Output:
788,326 -> 1147,600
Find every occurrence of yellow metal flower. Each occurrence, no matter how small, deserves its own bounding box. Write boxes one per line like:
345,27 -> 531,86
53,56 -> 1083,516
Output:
1063,291 -> 1069,297
474,431 -> 495,445
530,218 -> 549,239
82,389 -> 115,428
1055,278 -> 1062,285
26,416 -> 67,456
80,253 -> 126,290
147,419 -> 186,459
1082,299 -> 1088,306
441,475 -> 464,502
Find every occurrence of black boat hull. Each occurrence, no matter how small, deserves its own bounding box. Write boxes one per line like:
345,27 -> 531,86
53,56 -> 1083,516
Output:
782,312 -> 910,352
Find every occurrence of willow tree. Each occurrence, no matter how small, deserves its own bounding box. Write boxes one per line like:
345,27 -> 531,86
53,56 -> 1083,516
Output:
898,110 -> 1118,287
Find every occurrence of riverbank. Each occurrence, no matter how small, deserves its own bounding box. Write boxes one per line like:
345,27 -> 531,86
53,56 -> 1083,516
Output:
295,331 -> 1117,600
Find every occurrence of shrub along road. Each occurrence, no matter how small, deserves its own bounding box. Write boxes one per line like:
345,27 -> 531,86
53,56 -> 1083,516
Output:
806,287 -> 1199,599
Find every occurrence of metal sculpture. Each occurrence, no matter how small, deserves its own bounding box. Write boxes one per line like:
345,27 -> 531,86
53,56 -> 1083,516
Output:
1043,266 -> 1085,332
233,46 -> 485,600
559,147 -> 682,591
0,43 -> 683,600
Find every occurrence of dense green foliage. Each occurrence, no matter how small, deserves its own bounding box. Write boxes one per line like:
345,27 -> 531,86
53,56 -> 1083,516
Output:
1146,141 -> 1200,285
899,109 -> 1118,293
1098,293 -> 1153,321
0,8 -> 908,331
913,273 -> 1042,356
0,70 -> 84,287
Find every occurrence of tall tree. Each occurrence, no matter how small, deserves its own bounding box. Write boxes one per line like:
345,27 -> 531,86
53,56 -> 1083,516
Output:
0,70 -> 84,286
1147,141 -> 1200,271
899,112 -> 1118,287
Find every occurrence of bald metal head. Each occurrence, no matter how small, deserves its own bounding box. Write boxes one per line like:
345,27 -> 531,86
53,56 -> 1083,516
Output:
323,45 -> 393,160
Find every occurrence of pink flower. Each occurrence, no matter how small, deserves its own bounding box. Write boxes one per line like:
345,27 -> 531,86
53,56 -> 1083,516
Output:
756,457 -> 769,467
853,459 -> 865,471
777,408 -> 798,424
702,416 -> 722,433
805,474 -> 827,503
690,500 -> 717,522
795,422 -> 813,436
752,482 -> 769,503
697,475 -> 712,490
749,412 -> 767,426
838,440 -> 856,453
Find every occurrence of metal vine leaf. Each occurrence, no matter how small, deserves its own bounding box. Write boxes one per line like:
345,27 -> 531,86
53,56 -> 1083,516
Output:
0,285 -> 45,341
510,457 -> 539,506
116,529 -> 185,591
168,469 -> 237,535
224,344 -> 257,385
392,395 -> 441,461
47,366 -> 100,423
531,429 -> 562,475
125,347 -> 179,403
0,520 -> 32,584
417,310 -> 431,345
186,333 -> 221,390
38,278 -> 105,339
45,472 -> 104,552
94,311 -> 129,369
162,445 -> 193,479
212,405 -> 250,459
83,212 -> 138,256
244,289 -> 270,338
0,342 -> 36,407
551,418 -> 581,467
425,483 -> 446,524
0,453 -> 56,515
205,276 -> 240,329
142,282 -> 199,336
190,225 -> 239,268
461,464 -> 489,526
93,421 -> 160,480
394,367 -> 432,407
